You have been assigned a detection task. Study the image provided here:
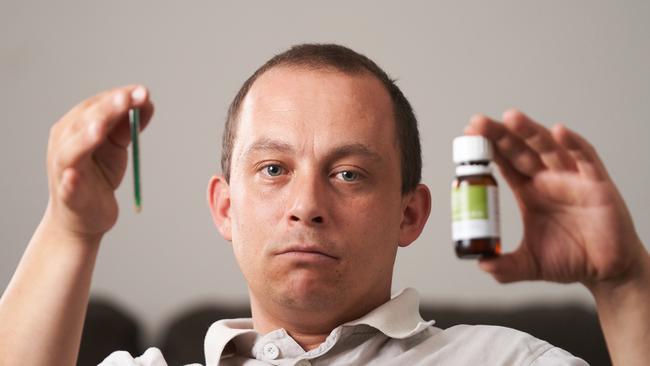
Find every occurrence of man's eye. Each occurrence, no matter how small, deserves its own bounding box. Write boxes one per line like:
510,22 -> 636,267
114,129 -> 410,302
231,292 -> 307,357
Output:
336,170 -> 359,182
263,164 -> 284,177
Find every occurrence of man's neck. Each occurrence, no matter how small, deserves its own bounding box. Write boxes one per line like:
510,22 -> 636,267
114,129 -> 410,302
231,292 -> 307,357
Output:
248,289 -> 391,351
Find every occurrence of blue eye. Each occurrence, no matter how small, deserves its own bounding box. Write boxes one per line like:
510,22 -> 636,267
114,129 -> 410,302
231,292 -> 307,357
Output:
264,164 -> 284,177
337,170 -> 359,182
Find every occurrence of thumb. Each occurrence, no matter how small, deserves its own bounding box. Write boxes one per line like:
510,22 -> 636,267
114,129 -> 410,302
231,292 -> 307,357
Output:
478,245 -> 540,283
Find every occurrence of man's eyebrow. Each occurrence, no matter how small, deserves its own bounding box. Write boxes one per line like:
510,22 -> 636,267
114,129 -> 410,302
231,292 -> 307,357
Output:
241,138 -> 294,160
241,139 -> 383,163
326,143 -> 383,163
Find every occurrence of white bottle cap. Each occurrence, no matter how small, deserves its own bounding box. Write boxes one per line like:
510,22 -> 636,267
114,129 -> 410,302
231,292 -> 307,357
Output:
453,136 -> 493,163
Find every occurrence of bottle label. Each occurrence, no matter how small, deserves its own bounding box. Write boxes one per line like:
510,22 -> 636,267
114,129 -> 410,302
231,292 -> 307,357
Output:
451,185 -> 500,241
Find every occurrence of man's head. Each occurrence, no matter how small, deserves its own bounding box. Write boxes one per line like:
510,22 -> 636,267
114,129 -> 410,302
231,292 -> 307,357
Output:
221,44 -> 422,195
208,44 -> 430,330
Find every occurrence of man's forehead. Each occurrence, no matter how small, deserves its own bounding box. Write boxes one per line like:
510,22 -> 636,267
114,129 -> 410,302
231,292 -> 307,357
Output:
241,66 -> 393,115
231,66 -> 398,162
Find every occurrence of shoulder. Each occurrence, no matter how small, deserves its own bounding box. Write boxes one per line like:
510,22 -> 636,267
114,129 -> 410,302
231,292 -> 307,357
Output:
441,323 -> 547,345
419,324 -> 588,365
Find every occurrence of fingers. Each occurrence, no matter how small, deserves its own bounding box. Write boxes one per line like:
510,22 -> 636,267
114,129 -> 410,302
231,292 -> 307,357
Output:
552,123 -> 609,181
82,85 -> 153,148
502,109 -> 577,172
464,125 -> 528,188
105,98 -> 154,149
467,109 -> 603,181
478,246 -> 540,283
468,114 -> 545,177
55,85 -> 152,170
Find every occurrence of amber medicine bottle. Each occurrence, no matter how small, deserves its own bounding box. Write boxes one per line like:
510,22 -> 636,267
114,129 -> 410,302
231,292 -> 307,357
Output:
451,136 -> 501,259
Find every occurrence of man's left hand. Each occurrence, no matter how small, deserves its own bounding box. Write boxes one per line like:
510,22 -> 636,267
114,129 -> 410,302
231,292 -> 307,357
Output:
465,109 -> 648,287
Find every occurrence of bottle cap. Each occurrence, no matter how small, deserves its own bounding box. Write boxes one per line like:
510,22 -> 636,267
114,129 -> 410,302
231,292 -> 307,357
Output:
453,136 -> 493,163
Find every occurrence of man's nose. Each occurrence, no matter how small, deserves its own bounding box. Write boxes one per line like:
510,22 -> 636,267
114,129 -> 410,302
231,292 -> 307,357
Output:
287,173 -> 327,226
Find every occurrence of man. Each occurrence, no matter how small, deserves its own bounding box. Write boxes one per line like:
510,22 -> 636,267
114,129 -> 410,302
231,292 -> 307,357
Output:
0,44 -> 648,365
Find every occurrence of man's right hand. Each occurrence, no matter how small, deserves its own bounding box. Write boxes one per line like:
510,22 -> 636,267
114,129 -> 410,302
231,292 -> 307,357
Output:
0,85 -> 154,366
44,85 -> 154,239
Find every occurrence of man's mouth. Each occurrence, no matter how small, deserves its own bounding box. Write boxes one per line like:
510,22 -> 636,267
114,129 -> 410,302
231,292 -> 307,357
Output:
276,244 -> 339,261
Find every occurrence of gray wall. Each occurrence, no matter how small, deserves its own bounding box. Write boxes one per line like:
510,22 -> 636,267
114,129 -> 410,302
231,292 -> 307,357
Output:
2,1 -> 649,340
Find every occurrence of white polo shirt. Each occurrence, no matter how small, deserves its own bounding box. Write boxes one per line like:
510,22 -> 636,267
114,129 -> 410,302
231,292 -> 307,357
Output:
100,288 -> 589,365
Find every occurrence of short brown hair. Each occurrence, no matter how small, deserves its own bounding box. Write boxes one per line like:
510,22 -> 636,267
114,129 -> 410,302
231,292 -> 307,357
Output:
221,43 -> 421,194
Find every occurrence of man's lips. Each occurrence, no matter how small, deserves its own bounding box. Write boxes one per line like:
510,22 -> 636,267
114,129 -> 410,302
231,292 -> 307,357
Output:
276,244 -> 339,260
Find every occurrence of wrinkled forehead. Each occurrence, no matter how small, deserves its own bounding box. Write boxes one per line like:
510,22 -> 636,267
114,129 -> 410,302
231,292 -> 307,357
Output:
233,66 -> 397,156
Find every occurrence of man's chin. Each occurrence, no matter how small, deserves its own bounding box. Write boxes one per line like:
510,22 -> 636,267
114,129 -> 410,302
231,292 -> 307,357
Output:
272,272 -> 343,310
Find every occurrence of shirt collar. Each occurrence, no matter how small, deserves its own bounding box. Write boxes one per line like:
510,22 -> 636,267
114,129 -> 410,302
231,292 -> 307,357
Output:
203,318 -> 256,365
342,287 -> 435,338
203,288 -> 434,365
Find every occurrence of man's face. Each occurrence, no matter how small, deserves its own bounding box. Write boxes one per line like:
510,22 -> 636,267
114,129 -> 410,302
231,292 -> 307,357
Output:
223,66 -> 408,314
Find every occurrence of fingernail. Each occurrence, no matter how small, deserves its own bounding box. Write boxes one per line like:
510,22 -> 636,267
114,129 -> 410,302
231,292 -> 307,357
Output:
131,87 -> 146,102
113,92 -> 127,108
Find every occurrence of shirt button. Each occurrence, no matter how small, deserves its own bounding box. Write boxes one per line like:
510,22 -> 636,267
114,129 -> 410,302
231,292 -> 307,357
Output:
295,360 -> 311,366
262,342 -> 280,360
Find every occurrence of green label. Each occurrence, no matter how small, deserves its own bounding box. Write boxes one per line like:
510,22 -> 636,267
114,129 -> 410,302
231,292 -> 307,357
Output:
452,185 -> 488,221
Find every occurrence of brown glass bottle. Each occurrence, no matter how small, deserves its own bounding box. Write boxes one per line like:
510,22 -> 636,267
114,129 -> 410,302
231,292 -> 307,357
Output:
452,171 -> 501,259
452,135 -> 501,259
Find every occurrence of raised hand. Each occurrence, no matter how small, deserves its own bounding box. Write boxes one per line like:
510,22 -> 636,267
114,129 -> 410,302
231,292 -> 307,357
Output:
465,109 -> 646,286
0,85 -> 155,366
45,85 -> 154,238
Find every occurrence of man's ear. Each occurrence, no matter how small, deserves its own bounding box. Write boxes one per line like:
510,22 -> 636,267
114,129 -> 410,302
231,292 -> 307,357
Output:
398,184 -> 431,248
207,175 -> 232,241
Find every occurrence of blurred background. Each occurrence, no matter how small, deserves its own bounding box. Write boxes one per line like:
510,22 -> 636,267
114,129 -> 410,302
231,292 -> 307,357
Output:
1,0 -> 648,357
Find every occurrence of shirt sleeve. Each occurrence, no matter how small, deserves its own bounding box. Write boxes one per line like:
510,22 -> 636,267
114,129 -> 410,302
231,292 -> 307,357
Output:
98,347 -> 170,366
531,346 -> 590,366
